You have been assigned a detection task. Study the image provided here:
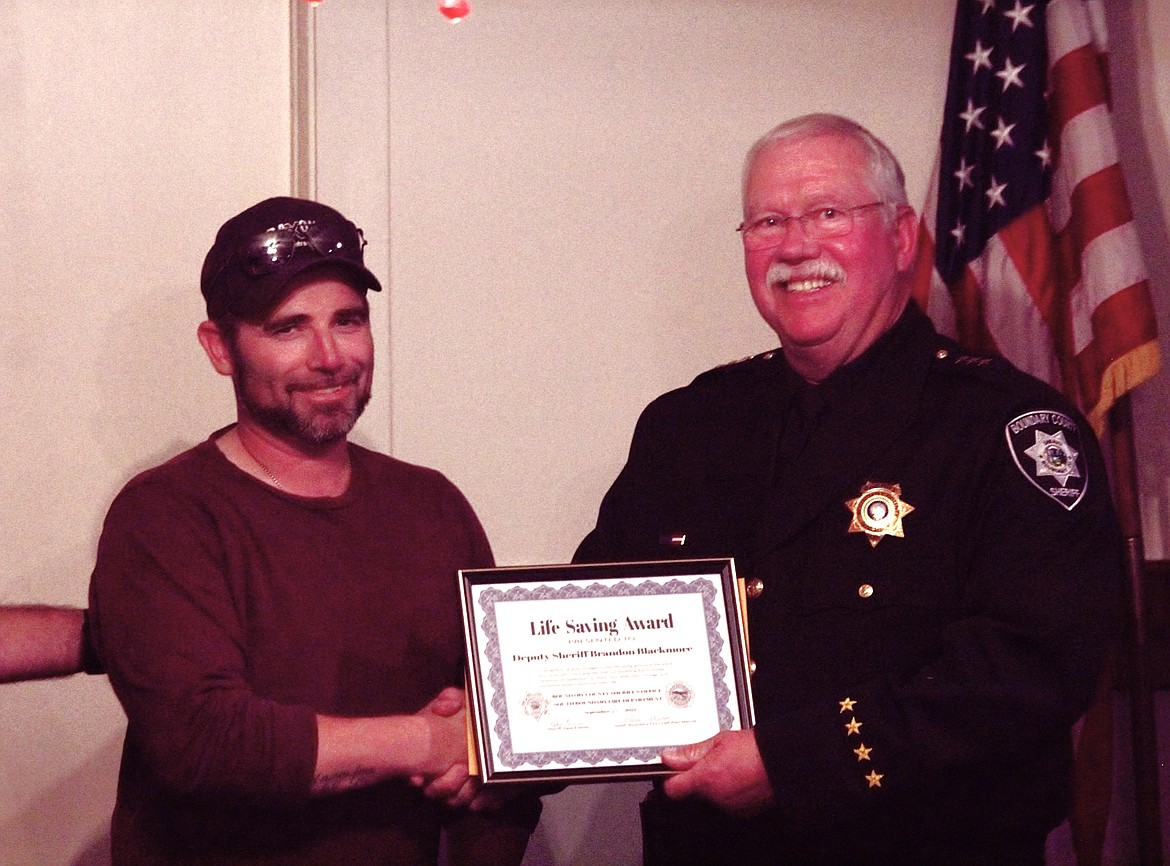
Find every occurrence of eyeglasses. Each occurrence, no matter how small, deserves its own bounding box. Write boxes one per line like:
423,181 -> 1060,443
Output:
236,219 -> 367,277
736,201 -> 890,250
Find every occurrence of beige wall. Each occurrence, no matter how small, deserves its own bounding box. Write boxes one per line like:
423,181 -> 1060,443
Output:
0,3 -> 291,863
373,0 -> 955,570
1,2 -> 1167,864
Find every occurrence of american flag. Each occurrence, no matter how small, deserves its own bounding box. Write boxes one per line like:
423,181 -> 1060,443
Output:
910,0 -> 1160,434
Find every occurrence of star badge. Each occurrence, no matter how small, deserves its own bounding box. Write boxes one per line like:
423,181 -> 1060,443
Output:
1022,429 -> 1081,487
846,482 -> 915,548
866,770 -> 884,788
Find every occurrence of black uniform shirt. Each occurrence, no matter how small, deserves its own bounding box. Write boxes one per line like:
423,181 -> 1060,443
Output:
575,302 -> 1123,862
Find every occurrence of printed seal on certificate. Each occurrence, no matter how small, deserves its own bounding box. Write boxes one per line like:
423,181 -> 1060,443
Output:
458,558 -> 755,785
667,682 -> 694,709
523,692 -> 550,720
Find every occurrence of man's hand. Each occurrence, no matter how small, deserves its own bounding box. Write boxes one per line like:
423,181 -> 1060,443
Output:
660,729 -> 775,817
314,686 -> 482,802
411,686 -> 477,808
421,685 -> 464,718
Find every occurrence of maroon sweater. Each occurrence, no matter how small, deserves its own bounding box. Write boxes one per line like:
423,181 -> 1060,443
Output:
90,432 -> 531,864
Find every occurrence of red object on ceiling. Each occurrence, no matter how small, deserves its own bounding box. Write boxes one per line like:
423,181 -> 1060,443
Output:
439,0 -> 471,23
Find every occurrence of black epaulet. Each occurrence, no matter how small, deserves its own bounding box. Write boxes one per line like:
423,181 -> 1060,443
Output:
714,348 -> 781,370
690,348 -> 782,386
929,341 -> 1061,407
930,343 -> 1005,375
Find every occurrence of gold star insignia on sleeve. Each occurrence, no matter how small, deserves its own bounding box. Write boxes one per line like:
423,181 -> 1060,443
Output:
853,743 -> 872,761
846,482 -> 915,547
838,697 -> 856,713
844,717 -> 863,736
866,770 -> 884,788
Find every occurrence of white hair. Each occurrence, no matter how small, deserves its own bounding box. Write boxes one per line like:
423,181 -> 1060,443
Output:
741,114 -> 909,214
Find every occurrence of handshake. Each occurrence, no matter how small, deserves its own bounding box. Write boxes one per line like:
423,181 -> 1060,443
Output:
312,685 -> 508,812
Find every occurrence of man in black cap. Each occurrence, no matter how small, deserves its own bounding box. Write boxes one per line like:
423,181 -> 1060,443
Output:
88,198 -> 536,865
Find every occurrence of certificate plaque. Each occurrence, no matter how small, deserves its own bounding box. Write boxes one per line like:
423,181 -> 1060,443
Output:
459,558 -> 754,784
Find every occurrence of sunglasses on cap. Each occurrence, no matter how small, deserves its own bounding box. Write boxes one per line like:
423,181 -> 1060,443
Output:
235,218 -> 367,276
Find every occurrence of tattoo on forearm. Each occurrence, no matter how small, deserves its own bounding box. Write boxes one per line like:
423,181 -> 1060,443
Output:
312,767 -> 381,795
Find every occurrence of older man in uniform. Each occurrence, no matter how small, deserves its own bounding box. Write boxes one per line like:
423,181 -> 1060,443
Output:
575,114 -> 1122,865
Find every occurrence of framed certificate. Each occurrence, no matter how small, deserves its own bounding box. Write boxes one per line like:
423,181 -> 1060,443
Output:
459,558 -> 754,785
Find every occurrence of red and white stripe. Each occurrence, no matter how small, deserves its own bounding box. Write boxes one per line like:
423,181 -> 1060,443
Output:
911,0 -> 1159,433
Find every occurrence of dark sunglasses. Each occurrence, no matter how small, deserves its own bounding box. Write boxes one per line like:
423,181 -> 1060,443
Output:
235,218 -> 366,277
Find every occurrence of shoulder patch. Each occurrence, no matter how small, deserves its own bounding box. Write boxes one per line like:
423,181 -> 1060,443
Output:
1005,410 -> 1088,511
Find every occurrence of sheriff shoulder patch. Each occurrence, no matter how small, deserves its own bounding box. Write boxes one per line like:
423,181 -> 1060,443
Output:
1005,410 -> 1088,511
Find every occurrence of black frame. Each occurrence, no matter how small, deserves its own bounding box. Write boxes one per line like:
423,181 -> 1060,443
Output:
458,558 -> 754,785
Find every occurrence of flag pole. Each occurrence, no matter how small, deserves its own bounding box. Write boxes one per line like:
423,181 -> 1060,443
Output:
1107,394 -> 1163,866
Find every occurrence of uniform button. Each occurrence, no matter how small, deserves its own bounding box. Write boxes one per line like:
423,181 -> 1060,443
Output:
935,349 -> 949,360
746,577 -> 764,599
858,583 -> 874,598
749,659 -> 757,675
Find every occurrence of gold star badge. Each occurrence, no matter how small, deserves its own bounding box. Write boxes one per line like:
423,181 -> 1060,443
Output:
844,717 -> 863,736
846,482 -> 915,547
866,770 -> 884,788
838,697 -> 856,713
853,743 -> 872,762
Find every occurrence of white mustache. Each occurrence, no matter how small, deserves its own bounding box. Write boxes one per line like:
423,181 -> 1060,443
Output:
766,259 -> 846,289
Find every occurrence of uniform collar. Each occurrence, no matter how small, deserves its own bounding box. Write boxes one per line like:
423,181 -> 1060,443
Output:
755,302 -> 939,555
804,300 -> 935,408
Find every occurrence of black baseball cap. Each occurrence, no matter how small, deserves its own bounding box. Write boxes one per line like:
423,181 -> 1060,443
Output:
200,197 -> 382,321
